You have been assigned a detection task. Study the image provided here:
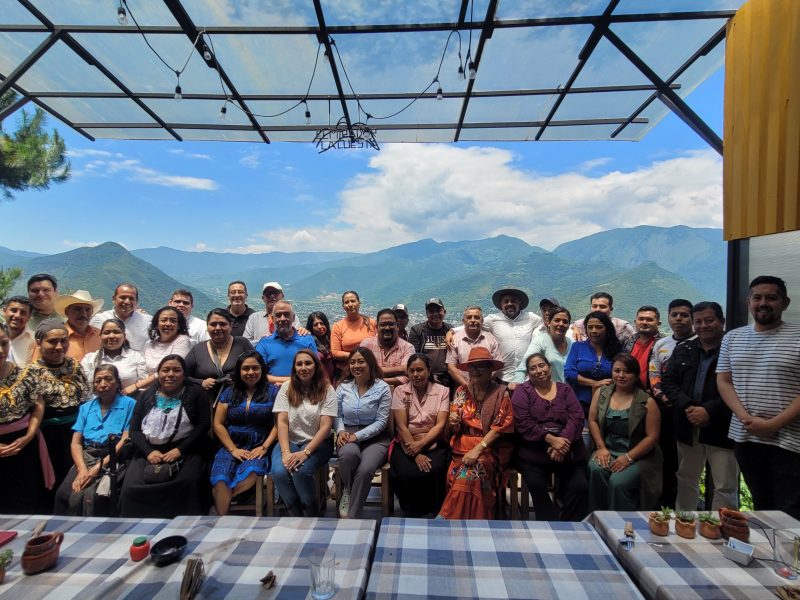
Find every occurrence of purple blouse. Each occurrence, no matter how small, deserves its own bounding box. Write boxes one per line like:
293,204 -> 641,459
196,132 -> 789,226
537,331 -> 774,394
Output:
511,381 -> 586,466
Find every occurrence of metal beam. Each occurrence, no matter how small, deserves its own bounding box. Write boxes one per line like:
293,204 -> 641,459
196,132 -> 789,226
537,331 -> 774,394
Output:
611,24 -> 726,138
454,0 -> 499,142
0,30 -> 60,97
0,11 -> 737,35
535,0 -> 620,141
604,28 -> 723,154
0,94 -> 30,121
313,0 -> 354,136
161,0 -> 269,144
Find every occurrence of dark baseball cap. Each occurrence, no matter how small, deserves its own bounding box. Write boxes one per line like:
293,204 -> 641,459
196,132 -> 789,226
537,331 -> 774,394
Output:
425,298 -> 445,309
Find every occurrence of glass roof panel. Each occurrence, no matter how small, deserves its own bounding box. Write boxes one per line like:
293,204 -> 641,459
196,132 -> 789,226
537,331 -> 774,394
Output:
474,25 -> 594,91
203,34 -> 338,95
182,0 -> 318,27
266,129 -> 318,142
497,0 -> 610,19
14,39 -> 121,93
347,97 -> 462,126
611,120 -> 649,142
0,32 -> 48,79
538,123 -> 623,141
40,97 -> 156,124
71,32 -> 222,95
458,127 -> 536,142
320,0 -> 483,26
553,89 -> 652,121
377,129 -> 457,143
176,128 -> 264,142
0,2 -> 41,25
143,98 -> 252,126
615,0 -> 746,14
567,35 -> 649,87
330,31 -> 467,96
83,127 -> 174,140
610,18 -> 728,81
465,95 -> 556,124
31,0 -> 178,26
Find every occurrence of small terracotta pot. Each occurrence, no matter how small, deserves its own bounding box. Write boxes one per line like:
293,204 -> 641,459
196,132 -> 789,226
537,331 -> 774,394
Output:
698,521 -> 721,540
675,519 -> 696,539
22,532 -> 63,575
718,509 -> 750,542
648,514 -> 670,536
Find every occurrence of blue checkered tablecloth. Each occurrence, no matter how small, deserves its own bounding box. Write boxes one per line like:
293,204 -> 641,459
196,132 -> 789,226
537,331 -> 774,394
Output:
0,515 -> 169,599
588,510 -> 800,600
366,518 -> 643,599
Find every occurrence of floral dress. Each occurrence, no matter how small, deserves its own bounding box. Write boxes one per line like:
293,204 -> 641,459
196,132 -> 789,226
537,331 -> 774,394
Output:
438,385 -> 514,520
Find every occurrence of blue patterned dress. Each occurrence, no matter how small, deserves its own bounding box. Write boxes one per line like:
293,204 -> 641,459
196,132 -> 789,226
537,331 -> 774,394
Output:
210,384 -> 278,488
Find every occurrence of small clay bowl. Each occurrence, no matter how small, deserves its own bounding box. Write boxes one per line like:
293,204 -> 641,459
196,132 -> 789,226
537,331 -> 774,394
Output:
150,535 -> 187,567
22,533 -> 64,575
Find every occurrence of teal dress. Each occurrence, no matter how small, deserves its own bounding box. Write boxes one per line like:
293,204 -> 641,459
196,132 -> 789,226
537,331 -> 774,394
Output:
588,408 -> 640,511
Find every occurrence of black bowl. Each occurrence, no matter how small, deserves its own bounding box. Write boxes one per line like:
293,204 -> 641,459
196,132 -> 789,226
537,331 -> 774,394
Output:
150,535 -> 188,567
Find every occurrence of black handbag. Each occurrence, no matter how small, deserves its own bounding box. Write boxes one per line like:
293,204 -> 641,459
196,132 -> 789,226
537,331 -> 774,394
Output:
142,404 -> 184,484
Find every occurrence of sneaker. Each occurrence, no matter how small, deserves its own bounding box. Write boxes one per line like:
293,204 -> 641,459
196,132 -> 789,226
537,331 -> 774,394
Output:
339,488 -> 350,518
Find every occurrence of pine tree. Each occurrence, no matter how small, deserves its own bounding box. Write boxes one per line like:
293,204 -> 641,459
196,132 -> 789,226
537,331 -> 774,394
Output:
0,90 -> 70,200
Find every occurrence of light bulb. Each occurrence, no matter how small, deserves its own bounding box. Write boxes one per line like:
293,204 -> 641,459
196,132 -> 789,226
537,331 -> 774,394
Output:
468,61 -> 477,80
174,84 -> 182,101
436,85 -> 443,101
202,45 -> 213,61
117,5 -> 128,25
219,104 -> 227,120
457,64 -> 465,80
305,109 -> 311,124
323,51 -> 330,64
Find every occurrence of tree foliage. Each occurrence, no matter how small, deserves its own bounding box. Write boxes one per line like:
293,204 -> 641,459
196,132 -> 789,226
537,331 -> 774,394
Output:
0,90 -> 70,200
0,267 -> 23,303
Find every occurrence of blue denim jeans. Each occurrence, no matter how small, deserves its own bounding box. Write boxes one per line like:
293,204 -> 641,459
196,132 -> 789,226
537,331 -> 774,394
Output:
271,438 -> 333,513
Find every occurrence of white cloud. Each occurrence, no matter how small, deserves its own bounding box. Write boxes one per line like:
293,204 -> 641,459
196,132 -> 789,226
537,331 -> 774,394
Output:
239,151 -> 261,169
169,149 -> 212,160
63,240 -> 100,248
102,159 -> 219,191
67,148 -> 114,158
242,144 -> 722,253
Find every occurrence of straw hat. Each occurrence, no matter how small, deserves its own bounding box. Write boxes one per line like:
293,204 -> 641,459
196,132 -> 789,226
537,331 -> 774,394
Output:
54,290 -> 104,315
456,347 -> 505,372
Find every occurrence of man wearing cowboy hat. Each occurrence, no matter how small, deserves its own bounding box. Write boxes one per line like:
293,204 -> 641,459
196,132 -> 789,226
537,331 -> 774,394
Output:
33,290 -> 104,362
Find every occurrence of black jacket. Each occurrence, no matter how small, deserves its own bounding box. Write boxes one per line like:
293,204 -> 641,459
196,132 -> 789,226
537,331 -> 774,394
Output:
661,338 -> 733,449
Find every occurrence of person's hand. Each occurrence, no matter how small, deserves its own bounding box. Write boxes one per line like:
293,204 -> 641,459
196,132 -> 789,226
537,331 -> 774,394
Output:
448,412 -> 461,428
462,446 -> 482,467
201,377 -> 217,391
231,448 -> 249,461
444,329 -> 456,349
0,435 -> 31,457
72,468 -> 92,492
547,435 -> 570,454
742,416 -> 779,437
249,446 -> 267,460
593,448 -> 612,469
507,382 -> 517,392
609,455 -> 631,473
547,447 -> 566,463
405,440 -> 425,456
162,448 -> 182,463
336,431 -> 353,448
593,378 -> 613,388
296,326 -> 310,336
123,384 -> 139,396
685,406 -> 710,427
147,450 -> 164,464
415,454 -> 432,472
285,451 -> 307,473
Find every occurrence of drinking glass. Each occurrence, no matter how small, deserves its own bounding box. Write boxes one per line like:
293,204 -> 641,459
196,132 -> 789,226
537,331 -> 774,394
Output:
309,549 -> 336,599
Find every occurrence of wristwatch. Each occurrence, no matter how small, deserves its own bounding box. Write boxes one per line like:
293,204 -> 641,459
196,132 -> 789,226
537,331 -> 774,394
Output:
479,440 -> 488,449
303,448 -> 311,457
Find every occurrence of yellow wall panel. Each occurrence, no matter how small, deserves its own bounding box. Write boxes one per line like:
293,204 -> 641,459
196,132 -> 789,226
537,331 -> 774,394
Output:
723,0 -> 800,240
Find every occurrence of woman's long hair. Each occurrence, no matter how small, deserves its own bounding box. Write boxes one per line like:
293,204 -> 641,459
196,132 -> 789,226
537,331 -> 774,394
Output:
306,311 -> 331,352
583,311 -> 622,360
287,348 -> 329,407
341,290 -> 375,334
147,306 -> 189,341
344,347 -> 383,387
143,354 -> 189,413
228,350 -> 268,407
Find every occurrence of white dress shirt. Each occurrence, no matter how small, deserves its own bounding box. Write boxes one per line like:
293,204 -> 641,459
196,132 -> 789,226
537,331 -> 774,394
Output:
483,311 -> 543,382
186,314 -> 210,345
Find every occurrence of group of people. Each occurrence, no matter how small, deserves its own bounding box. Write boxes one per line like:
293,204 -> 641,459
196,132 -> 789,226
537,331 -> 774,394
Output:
1,272 -> 798,522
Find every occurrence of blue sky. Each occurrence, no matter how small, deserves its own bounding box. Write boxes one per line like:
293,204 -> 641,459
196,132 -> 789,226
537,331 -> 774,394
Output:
2,65 -> 725,256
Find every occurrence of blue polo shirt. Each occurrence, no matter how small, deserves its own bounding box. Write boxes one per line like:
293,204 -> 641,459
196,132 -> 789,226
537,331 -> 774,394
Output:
72,394 -> 136,444
255,330 -> 317,377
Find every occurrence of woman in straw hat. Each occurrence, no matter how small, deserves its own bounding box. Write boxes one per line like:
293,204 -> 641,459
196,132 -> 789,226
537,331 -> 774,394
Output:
438,346 -> 514,520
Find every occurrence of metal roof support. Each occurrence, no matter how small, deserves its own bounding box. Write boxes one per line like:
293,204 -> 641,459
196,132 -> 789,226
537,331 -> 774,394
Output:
313,0 -> 354,137
454,0 -> 499,142
611,25 -> 726,139
604,28 -> 723,155
0,91 -> 30,121
0,30 -> 60,97
161,0 -> 269,144
535,0 -> 620,141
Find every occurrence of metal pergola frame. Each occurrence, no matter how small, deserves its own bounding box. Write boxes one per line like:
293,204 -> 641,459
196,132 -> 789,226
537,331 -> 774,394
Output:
0,0 -> 734,152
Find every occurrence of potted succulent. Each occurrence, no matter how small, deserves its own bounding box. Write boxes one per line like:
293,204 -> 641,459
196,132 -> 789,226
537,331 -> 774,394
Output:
698,512 -> 722,539
648,507 -> 672,536
0,549 -> 13,584
674,511 -> 697,539
719,507 -> 750,542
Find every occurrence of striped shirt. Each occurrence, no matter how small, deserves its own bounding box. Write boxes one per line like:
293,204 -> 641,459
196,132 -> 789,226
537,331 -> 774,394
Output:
717,322 -> 800,453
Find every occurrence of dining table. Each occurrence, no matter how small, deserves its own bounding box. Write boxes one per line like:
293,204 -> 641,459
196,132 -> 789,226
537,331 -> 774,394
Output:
365,517 -> 644,599
587,510 -> 800,600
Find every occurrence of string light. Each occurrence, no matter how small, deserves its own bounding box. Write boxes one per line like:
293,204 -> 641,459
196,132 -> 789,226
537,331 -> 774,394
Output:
219,102 -> 227,120
303,100 -> 311,124
117,2 -> 128,25
202,44 -> 213,62
468,60 -> 477,80
435,78 -> 443,101
174,72 -> 182,101
457,64 -> 465,80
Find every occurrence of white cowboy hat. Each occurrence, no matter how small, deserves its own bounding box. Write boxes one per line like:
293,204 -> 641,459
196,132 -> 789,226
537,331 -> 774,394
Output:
54,290 -> 104,315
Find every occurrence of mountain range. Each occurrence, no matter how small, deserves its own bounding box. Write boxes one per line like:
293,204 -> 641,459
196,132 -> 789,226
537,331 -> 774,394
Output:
1,225 -> 727,323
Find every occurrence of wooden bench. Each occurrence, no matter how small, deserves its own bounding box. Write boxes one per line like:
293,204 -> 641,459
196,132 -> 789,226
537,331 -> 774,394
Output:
331,461 -> 394,516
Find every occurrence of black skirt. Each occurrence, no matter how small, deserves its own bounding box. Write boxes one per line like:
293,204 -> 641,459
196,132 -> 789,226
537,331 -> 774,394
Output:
389,444 -> 450,517
120,452 -> 206,518
0,427 -> 49,514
